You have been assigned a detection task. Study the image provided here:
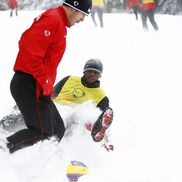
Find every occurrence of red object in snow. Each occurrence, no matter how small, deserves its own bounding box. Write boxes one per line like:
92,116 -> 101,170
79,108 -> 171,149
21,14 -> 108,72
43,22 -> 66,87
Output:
85,123 -> 93,132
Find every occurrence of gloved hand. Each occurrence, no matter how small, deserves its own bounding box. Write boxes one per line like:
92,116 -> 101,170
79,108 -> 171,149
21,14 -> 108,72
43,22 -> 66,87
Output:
41,78 -> 53,96
85,122 -> 93,132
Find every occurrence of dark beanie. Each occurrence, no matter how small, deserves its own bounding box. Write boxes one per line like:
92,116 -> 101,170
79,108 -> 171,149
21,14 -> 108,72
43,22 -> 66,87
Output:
83,59 -> 103,75
63,0 -> 92,15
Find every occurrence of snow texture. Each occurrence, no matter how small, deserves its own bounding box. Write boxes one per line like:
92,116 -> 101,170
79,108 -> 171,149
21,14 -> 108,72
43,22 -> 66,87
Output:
0,10 -> 182,182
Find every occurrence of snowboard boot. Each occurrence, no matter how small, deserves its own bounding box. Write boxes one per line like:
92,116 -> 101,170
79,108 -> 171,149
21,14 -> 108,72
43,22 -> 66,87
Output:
91,107 -> 113,142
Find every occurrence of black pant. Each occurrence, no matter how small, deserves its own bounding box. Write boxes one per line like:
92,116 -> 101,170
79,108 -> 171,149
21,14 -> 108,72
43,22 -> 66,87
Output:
10,8 -> 18,17
132,6 -> 139,20
7,71 -> 65,153
141,10 -> 158,31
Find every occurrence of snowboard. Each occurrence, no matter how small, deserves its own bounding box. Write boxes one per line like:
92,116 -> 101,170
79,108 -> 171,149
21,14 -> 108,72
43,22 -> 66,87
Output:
66,161 -> 89,182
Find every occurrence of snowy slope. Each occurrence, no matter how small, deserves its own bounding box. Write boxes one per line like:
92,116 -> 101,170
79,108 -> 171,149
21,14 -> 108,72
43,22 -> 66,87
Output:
1,10 -> 182,182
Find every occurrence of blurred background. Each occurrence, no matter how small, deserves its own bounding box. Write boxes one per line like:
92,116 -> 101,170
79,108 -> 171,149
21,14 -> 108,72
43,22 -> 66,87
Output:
0,0 -> 182,15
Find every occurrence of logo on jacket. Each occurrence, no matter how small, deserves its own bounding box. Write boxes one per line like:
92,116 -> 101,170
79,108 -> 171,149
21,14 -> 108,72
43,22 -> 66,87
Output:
74,1 -> 79,6
44,30 -> 51,37
73,88 -> 86,98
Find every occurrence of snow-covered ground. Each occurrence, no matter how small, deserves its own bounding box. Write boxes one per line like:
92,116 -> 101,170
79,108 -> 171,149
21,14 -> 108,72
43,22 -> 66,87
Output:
1,10 -> 182,182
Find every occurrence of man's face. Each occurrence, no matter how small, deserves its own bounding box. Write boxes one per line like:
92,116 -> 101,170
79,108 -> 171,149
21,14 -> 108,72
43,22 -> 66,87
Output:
68,10 -> 85,27
84,70 -> 101,84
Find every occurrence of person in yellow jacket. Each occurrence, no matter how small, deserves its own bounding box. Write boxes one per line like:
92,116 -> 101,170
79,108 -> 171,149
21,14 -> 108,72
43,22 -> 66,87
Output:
53,59 -> 113,143
140,0 -> 159,31
0,59 -> 113,152
91,0 -> 105,28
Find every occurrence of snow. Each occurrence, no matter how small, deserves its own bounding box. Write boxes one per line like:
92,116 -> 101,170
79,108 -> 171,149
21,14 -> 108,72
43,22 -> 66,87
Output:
1,9 -> 182,182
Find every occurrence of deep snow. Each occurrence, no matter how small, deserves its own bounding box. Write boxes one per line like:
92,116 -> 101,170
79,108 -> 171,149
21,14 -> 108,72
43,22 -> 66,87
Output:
0,10 -> 182,182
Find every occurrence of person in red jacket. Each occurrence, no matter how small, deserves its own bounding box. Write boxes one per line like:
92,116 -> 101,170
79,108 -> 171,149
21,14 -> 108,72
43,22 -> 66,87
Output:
0,59 -> 114,152
140,0 -> 159,31
4,0 -> 92,153
127,0 -> 139,20
7,0 -> 18,17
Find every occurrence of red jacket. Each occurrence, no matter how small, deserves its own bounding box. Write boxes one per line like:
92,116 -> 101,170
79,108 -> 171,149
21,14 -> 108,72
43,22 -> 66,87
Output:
14,7 -> 70,96
127,0 -> 138,8
141,0 -> 156,11
7,0 -> 18,9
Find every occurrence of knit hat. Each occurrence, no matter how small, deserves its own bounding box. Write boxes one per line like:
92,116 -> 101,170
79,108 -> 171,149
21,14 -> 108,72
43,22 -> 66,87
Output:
63,0 -> 92,15
83,59 -> 103,75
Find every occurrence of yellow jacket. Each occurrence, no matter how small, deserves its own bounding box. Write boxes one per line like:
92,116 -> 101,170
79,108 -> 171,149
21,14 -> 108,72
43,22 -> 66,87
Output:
142,0 -> 155,4
53,76 -> 106,106
92,0 -> 105,7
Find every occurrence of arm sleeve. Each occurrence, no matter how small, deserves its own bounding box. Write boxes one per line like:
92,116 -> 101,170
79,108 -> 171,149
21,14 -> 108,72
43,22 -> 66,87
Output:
96,96 -> 110,111
53,76 -> 70,97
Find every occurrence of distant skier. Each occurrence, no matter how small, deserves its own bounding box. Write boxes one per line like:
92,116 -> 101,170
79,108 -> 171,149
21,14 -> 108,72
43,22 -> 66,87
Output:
7,0 -> 18,17
127,0 -> 139,20
91,0 -> 105,28
139,0 -> 159,31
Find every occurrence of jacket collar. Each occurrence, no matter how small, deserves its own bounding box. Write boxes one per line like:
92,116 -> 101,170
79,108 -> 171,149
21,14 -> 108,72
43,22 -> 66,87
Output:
59,6 -> 70,27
